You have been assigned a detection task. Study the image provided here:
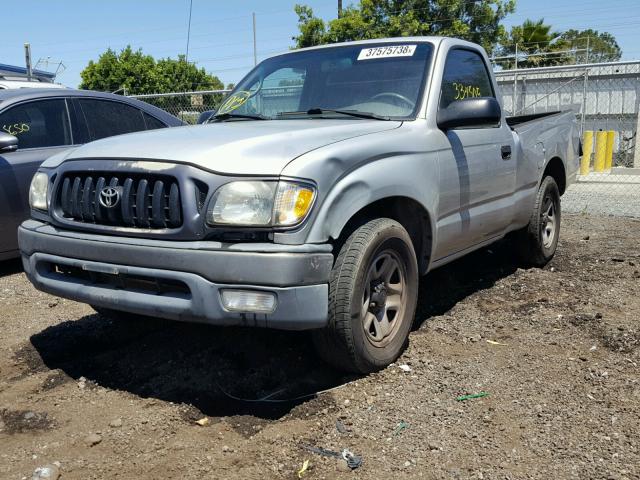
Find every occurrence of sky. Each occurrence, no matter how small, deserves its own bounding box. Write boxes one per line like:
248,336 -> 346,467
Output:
2,0 -> 639,89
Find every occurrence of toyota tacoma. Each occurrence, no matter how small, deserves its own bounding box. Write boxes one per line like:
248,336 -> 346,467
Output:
19,37 -> 579,373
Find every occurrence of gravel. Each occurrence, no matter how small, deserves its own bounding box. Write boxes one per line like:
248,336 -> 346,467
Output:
0,213 -> 638,479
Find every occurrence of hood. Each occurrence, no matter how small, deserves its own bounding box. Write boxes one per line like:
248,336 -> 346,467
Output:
44,119 -> 401,175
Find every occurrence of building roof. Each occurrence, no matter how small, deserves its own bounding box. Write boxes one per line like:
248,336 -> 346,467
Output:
0,63 -> 56,81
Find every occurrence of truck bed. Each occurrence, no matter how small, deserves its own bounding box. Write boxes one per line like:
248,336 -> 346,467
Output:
508,110 -> 580,188
506,111 -> 562,128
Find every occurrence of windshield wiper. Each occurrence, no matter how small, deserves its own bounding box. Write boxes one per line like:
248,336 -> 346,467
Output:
278,108 -> 391,121
209,112 -> 268,122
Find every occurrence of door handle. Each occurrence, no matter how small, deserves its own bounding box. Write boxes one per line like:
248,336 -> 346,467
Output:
501,145 -> 512,160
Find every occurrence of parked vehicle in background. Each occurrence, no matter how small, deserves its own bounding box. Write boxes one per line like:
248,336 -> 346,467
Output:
19,37 -> 579,372
197,109 -> 216,124
0,79 -> 67,90
0,89 -> 183,260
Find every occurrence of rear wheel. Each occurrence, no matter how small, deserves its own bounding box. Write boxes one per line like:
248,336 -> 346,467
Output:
313,218 -> 419,373
516,175 -> 561,266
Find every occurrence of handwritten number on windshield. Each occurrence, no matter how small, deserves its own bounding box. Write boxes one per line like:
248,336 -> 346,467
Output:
453,83 -> 482,100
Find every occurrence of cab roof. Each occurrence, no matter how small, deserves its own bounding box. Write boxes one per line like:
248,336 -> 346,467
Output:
281,36 -> 482,55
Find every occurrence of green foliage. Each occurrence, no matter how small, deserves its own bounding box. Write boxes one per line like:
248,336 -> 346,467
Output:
498,21 -> 623,68
559,29 -> 622,63
293,4 -> 624,70
155,54 -> 224,92
79,46 -> 223,95
498,18 -> 569,68
293,0 -> 516,55
294,5 -> 328,48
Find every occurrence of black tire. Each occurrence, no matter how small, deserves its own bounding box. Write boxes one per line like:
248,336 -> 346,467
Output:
312,218 -> 419,373
516,176 -> 561,267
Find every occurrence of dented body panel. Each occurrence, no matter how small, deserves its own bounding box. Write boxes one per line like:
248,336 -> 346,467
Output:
19,37 -> 580,329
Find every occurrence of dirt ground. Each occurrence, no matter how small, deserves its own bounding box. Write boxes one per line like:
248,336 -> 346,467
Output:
0,213 -> 639,480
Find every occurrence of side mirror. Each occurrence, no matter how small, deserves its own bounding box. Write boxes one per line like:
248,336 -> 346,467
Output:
437,97 -> 501,130
0,132 -> 18,153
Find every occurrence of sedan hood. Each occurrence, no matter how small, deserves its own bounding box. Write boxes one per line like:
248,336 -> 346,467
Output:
45,119 -> 401,175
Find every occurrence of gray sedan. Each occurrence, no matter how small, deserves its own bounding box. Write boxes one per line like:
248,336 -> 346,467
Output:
0,89 -> 183,260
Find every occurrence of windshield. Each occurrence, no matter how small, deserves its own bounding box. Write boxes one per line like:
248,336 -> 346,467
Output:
216,42 -> 433,120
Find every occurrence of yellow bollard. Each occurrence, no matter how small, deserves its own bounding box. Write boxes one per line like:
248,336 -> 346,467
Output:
605,130 -> 615,170
594,130 -> 608,172
581,131 -> 594,175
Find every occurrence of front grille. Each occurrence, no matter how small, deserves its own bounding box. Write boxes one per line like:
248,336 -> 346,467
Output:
57,173 -> 182,229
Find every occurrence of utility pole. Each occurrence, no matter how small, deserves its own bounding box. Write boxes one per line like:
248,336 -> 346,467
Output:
24,43 -> 33,81
585,36 -> 590,64
338,0 -> 343,17
513,43 -> 518,114
252,12 -> 257,66
186,0 -> 193,62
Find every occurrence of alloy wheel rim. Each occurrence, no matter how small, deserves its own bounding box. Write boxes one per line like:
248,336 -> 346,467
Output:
541,196 -> 557,249
361,250 -> 406,348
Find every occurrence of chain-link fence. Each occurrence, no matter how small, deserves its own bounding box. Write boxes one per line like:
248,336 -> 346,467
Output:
129,89 -> 230,124
129,60 -> 640,218
129,87 -> 307,123
496,61 -> 640,218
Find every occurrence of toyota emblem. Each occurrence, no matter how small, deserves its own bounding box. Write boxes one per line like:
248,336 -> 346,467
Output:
99,186 -> 122,208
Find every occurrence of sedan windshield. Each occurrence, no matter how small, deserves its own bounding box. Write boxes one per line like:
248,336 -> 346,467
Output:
215,42 -> 433,120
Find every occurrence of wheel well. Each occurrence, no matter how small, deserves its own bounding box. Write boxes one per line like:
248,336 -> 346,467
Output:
334,197 -> 432,274
543,157 -> 566,195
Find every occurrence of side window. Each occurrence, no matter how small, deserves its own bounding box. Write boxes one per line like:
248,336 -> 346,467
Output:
68,98 -> 90,145
0,99 -> 71,149
439,49 -> 494,109
142,112 -> 167,130
78,99 -> 147,141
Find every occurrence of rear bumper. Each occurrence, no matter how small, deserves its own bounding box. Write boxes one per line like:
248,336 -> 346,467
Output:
19,220 -> 333,330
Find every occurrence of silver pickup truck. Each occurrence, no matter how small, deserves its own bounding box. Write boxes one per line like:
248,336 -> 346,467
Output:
19,37 -> 579,373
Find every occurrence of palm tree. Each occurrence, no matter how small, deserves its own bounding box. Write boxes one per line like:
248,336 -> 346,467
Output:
497,19 -> 570,69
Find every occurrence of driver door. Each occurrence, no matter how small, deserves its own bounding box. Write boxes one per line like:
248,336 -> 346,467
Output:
434,48 -> 516,260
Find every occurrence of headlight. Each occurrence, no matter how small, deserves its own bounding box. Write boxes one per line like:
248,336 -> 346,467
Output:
206,180 -> 315,227
208,181 -> 276,226
29,172 -> 49,211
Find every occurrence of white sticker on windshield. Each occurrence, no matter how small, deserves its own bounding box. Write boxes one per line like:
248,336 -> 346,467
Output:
357,45 -> 417,60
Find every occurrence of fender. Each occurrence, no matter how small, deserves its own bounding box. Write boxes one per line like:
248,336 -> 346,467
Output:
303,152 -> 439,262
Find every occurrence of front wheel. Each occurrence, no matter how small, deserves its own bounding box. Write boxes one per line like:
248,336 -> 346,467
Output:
312,218 -> 419,373
516,175 -> 561,266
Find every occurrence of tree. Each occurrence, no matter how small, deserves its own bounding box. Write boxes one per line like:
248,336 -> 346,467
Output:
80,47 -> 158,94
155,55 -> 224,92
293,5 -> 328,48
496,21 -> 623,69
80,46 -> 223,95
293,0 -> 516,56
497,18 -> 570,69
559,29 -> 622,64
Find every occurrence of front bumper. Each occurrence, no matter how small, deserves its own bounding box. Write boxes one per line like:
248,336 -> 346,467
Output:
19,220 -> 333,330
